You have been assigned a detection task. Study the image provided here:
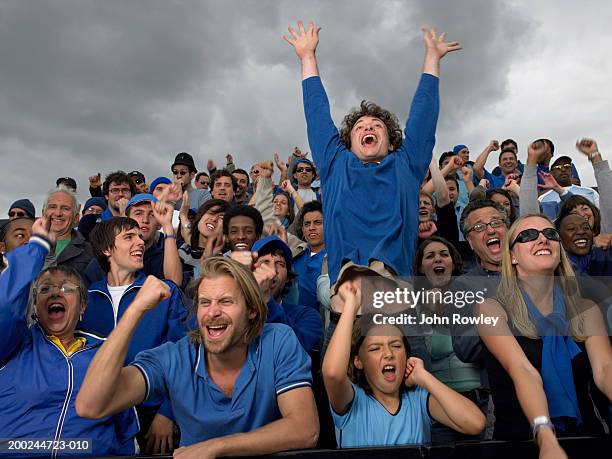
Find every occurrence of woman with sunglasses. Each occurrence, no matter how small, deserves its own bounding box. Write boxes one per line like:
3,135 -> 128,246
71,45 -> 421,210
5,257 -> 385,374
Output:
477,214 -> 612,458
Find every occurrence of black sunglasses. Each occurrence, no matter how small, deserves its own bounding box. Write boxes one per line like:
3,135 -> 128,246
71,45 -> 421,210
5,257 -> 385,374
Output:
510,228 -> 560,248
296,167 -> 313,173
9,211 -> 26,218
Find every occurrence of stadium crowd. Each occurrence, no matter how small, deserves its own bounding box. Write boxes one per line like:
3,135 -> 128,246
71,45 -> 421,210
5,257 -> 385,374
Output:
1,21 -> 611,459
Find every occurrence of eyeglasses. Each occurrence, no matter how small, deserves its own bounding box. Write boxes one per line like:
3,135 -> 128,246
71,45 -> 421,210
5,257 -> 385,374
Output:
9,211 -> 26,218
466,218 -> 505,234
173,170 -> 189,176
35,282 -> 80,296
109,187 -> 131,195
551,163 -> 572,172
510,228 -> 560,248
296,167 -> 313,173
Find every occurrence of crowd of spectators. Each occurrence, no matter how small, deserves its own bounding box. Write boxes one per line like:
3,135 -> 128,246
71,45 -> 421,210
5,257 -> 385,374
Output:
0,20 -> 611,459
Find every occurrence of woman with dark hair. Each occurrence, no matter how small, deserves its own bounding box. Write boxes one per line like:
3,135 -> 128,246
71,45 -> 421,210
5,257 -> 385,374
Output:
322,282 -> 485,448
477,214 -> 612,458
413,236 -> 491,444
178,199 -> 230,278
486,188 -> 517,223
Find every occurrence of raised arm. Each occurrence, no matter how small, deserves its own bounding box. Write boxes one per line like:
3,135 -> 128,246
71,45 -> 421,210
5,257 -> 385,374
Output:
284,20 -> 320,80
576,138 -> 612,232
421,27 -> 462,77
322,283 -> 360,413
0,218 -> 54,365
473,140 -> 498,180
76,276 -> 171,419
153,200 -> 183,286
405,357 -> 485,435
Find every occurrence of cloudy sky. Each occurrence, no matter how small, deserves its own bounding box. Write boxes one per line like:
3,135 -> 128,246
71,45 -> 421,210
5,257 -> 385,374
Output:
1,0 -> 610,215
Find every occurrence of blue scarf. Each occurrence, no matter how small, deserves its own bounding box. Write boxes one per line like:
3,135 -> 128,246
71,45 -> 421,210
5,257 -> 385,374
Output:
522,285 -> 582,431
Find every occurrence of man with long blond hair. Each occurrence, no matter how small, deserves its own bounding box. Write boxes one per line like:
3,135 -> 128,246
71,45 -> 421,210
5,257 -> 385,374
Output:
76,257 -> 319,457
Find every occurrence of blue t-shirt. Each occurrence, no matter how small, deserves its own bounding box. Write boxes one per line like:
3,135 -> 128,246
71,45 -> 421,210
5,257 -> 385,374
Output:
131,323 -> 312,447
293,247 -> 327,311
303,74 -> 439,284
332,383 -> 432,448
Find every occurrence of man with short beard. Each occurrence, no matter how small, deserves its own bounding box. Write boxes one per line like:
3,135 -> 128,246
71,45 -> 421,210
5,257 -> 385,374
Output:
82,194 -> 182,287
211,169 -> 237,203
232,168 -> 251,205
82,217 -> 189,455
76,256 -> 319,457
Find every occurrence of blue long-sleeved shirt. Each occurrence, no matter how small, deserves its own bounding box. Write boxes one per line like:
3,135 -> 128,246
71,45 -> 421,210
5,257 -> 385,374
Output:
303,74 -> 439,284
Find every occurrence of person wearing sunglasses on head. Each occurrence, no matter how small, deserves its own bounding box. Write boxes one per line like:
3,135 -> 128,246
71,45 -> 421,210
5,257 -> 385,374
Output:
0,217 -> 139,456
476,214 -> 612,459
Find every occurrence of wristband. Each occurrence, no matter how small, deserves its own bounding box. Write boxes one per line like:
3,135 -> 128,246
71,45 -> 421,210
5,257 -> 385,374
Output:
588,151 -> 600,161
164,234 -> 176,240
531,416 -> 555,440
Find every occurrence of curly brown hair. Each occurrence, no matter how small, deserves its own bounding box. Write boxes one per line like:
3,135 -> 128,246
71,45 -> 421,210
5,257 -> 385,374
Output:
339,100 -> 403,151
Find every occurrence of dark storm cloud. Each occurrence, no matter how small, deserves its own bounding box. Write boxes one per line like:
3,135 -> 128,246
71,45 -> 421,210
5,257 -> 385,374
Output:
0,0 -> 532,214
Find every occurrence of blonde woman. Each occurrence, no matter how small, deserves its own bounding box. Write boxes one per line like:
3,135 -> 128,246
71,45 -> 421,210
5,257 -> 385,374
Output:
477,214 -> 612,459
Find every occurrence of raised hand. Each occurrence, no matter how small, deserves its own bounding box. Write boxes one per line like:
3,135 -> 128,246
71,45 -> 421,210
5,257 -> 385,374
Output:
253,259 -> 276,301
337,282 -> 362,316
418,221 -> 437,239
421,27 -> 461,60
460,166 -> 473,183
32,216 -> 56,245
132,276 -> 171,313
576,138 -> 600,157
293,146 -> 308,159
479,178 -> 490,189
152,200 -> 174,232
89,173 -> 102,189
487,140 -> 500,152
230,250 -> 257,269
274,153 -> 287,173
203,233 -> 225,259
284,20 -> 321,60
538,172 -> 563,194
117,198 -> 129,217
207,159 -> 216,173
503,178 -> 520,195
264,223 -> 288,243
225,153 -> 234,165
281,179 -> 296,194
448,156 -> 464,172
528,140 -> 549,165
255,161 -> 273,179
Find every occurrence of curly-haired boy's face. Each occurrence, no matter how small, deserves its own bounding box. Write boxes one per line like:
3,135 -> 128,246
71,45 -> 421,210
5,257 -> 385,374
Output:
350,116 -> 393,163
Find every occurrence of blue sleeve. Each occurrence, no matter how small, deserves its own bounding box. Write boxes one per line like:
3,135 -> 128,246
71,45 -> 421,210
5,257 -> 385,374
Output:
272,325 -> 312,395
130,343 -> 173,404
417,386 -> 433,428
283,302 -> 323,353
0,237 -> 50,366
302,76 -> 347,183
165,282 -> 191,342
266,297 -> 289,324
402,74 -> 439,179
112,408 -> 139,455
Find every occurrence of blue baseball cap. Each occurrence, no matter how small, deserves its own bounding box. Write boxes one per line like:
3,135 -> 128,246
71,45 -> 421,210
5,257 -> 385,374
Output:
125,193 -> 158,213
149,177 -> 172,194
251,235 -> 293,268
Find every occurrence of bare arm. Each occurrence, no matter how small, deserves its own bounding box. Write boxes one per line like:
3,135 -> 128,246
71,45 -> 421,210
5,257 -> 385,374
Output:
406,358 -> 485,435
477,299 -> 566,456
76,276 -> 171,419
284,21 -> 320,80
153,201 -> 183,286
424,157 -> 453,207
322,283 -> 360,413
473,140 -> 498,180
174,387 -> 318,458
576,139 -> 612,232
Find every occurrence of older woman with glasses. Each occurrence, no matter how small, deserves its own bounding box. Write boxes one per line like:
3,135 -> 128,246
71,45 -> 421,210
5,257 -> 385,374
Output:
0,217 -> 138,455
476,214 -> 612,458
